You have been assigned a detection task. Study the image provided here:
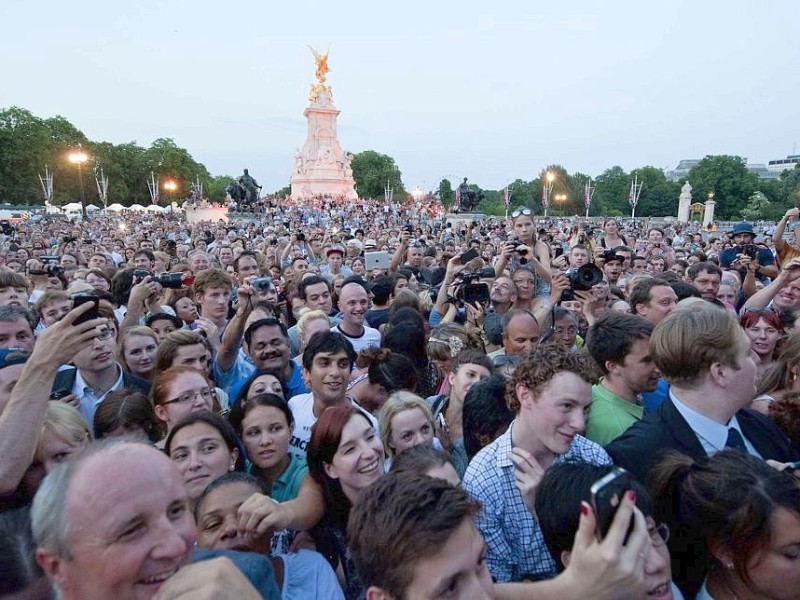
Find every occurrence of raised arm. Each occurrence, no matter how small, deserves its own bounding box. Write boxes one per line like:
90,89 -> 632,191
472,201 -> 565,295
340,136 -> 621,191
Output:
0,303 -> 108,494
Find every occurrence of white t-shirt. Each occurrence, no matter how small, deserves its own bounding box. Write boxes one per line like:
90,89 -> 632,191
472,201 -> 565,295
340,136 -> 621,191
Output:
287,393 -> 379,458
330,323 -> 381,353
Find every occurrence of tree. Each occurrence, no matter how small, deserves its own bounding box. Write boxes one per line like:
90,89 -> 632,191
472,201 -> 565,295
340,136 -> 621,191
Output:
350,150 -> 404,199
687,155 -> 759,220
438,178 -> 455,207
740,191 -> 774,221
593,166 -> 630,216
630,166 -> 681,218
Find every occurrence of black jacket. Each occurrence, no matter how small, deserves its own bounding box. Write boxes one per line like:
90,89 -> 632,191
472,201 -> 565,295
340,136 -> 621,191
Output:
606,397 -> 797,597
606,397 -> 797,485
51,366 -> 151,399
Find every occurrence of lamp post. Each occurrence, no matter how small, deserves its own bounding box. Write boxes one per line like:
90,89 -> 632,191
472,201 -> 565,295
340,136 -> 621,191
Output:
68,148 -> 89,218
542,171 -> 555,218
163,180 -> 177,206
554,193 -> 567,217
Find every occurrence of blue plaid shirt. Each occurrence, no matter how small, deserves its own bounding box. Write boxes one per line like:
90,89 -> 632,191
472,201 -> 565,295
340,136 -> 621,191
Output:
462,421 -> 612,582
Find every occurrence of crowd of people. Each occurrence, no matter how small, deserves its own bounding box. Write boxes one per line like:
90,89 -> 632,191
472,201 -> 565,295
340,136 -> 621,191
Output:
2,194 -> 800,599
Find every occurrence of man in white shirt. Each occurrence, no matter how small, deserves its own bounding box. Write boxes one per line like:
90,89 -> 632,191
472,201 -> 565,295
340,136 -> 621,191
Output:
288,330 -> 375,457
331,281 -> 380,353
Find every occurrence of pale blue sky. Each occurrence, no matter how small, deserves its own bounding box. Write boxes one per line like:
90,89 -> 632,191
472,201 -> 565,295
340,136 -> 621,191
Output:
3,0 -> 798,192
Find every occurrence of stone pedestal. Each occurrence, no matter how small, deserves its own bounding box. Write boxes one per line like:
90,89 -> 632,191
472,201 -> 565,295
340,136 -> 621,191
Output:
444,213 -> 487,231
703,200 -> 716,228
184,205 -> 229,224
678,182 -> 692,222
290,85 -> 357,201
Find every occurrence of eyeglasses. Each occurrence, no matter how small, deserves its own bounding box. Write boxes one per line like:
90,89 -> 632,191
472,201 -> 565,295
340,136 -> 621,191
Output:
743,307 -> 777,315
648,522 -> 670,547
162,388 -> 214,406
492,354 -> 521,367
511,208 -> 533,218
95,327 -> 114,341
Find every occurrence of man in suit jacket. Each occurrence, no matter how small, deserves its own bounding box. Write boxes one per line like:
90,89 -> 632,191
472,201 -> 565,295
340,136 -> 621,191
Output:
607,301 -> 798,598
606,302 -> 797,484
50,310 -> 150,427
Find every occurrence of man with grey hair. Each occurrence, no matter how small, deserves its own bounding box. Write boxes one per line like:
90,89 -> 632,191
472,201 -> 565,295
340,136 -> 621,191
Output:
0,305 -> 36,351
32,440 -> 281,600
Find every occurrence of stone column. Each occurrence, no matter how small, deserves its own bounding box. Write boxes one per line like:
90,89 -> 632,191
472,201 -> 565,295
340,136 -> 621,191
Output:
703,200 -> 716,228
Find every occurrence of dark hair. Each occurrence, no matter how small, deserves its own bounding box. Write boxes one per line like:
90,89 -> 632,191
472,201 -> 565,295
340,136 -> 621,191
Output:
237,367 -> 289,405
194,471 -> 267,522
110,268 -> 137,306
307,404 -> 374,528
536,463 -> 652,572
0,507 -> 53,598
671,280 -> 701,301
93,388 -> 161,442
369,275 -> 392,305
348,472 -> 480,599
145,312 -> 183,330
356,347 -> 418,393
0,305 -> 36,331
244,318 -> 288,348
382,318 -> 428,373
629,279 -> 669,315
301,330 -> 356,373
687,261 -> 722,282
230,392 -> 293,438
133,249 -> 155,264
586,311 -> 654,375
298,275 -> 330,301
164,410 -> 244,471
651,450 -> 800,592
390,441 -> 454,477
463,374 -> 514,460
233,250 -> 259,273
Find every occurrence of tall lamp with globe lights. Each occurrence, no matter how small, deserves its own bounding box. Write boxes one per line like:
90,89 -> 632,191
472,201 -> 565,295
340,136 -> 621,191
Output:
163,180 -> 177,206
542,171 -> 555,217
68,148 -> 89,218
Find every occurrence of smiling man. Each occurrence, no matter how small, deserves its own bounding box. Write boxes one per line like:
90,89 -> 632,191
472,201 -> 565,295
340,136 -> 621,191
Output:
331,281 -> 380,353
463,344 -> 611,583
32,441 -> 281,600
287,330 -> 376,457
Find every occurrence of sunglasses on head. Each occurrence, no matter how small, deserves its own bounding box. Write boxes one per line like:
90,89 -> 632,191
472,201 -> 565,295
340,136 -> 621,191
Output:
511,208 -> 533,218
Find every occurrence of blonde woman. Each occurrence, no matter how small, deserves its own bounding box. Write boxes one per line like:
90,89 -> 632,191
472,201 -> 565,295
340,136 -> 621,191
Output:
27,402 -> 92,492
293,309 -> 330,366
378,391 -> 436,465
117,325 -> 158,381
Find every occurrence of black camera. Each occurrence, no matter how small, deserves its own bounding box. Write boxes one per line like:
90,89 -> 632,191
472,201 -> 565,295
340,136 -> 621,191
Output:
742,244 -> 758,259
454,268 -> 495,305
133,270 -> 190,289
251,277 -> 275,292
561,264 -> 604,302
29,256 -> 62,277
0,220 -> 13,236
296,232 -> 306,242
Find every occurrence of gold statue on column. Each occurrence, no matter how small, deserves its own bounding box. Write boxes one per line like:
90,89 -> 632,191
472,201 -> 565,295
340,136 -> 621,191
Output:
307,46 -> 333,105
308,46 -> 329,83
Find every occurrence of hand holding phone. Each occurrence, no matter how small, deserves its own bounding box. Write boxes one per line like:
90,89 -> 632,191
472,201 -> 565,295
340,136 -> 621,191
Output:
590,468 -> 635,541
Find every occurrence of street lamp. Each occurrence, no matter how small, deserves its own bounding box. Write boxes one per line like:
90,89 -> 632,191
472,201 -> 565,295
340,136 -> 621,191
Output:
163,180 -> 177,205
68,148 -> 89,218
542,171 -> 556,218
554,193 -> 567,217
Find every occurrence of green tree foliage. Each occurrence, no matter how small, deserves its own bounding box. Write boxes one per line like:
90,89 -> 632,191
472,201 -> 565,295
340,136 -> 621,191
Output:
350,150 -> 404,199
594,166 -> 630,216
630,166 -> 681,218
781,164 -> 800,205
740,191 -> 777,221
438,178 -> 454,207
687,155 -> 759,220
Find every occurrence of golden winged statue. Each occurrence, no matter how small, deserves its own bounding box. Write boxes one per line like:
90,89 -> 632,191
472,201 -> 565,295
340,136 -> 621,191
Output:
308,45 -> 329,84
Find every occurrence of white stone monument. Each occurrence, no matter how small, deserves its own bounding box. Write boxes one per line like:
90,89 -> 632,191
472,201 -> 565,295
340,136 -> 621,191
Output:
703,197 -> 716,228
290,48 -> 357,201
678,182 -> 692,222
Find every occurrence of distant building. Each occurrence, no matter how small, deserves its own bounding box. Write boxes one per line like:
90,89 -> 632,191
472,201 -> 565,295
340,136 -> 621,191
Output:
667,156 -> 791,182
666,159 -> 701,182
767,154 -> 800,174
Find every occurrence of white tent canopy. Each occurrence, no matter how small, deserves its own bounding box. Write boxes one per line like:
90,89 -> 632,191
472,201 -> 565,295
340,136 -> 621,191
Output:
106,203 -> 125,212
128,204 -> 146,212
61,202 -> 82,211
85,204 -> 100,212
145,204 -> 164,212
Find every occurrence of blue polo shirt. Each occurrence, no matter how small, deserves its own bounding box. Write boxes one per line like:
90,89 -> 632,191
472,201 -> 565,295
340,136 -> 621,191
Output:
214,356 -> 308,405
